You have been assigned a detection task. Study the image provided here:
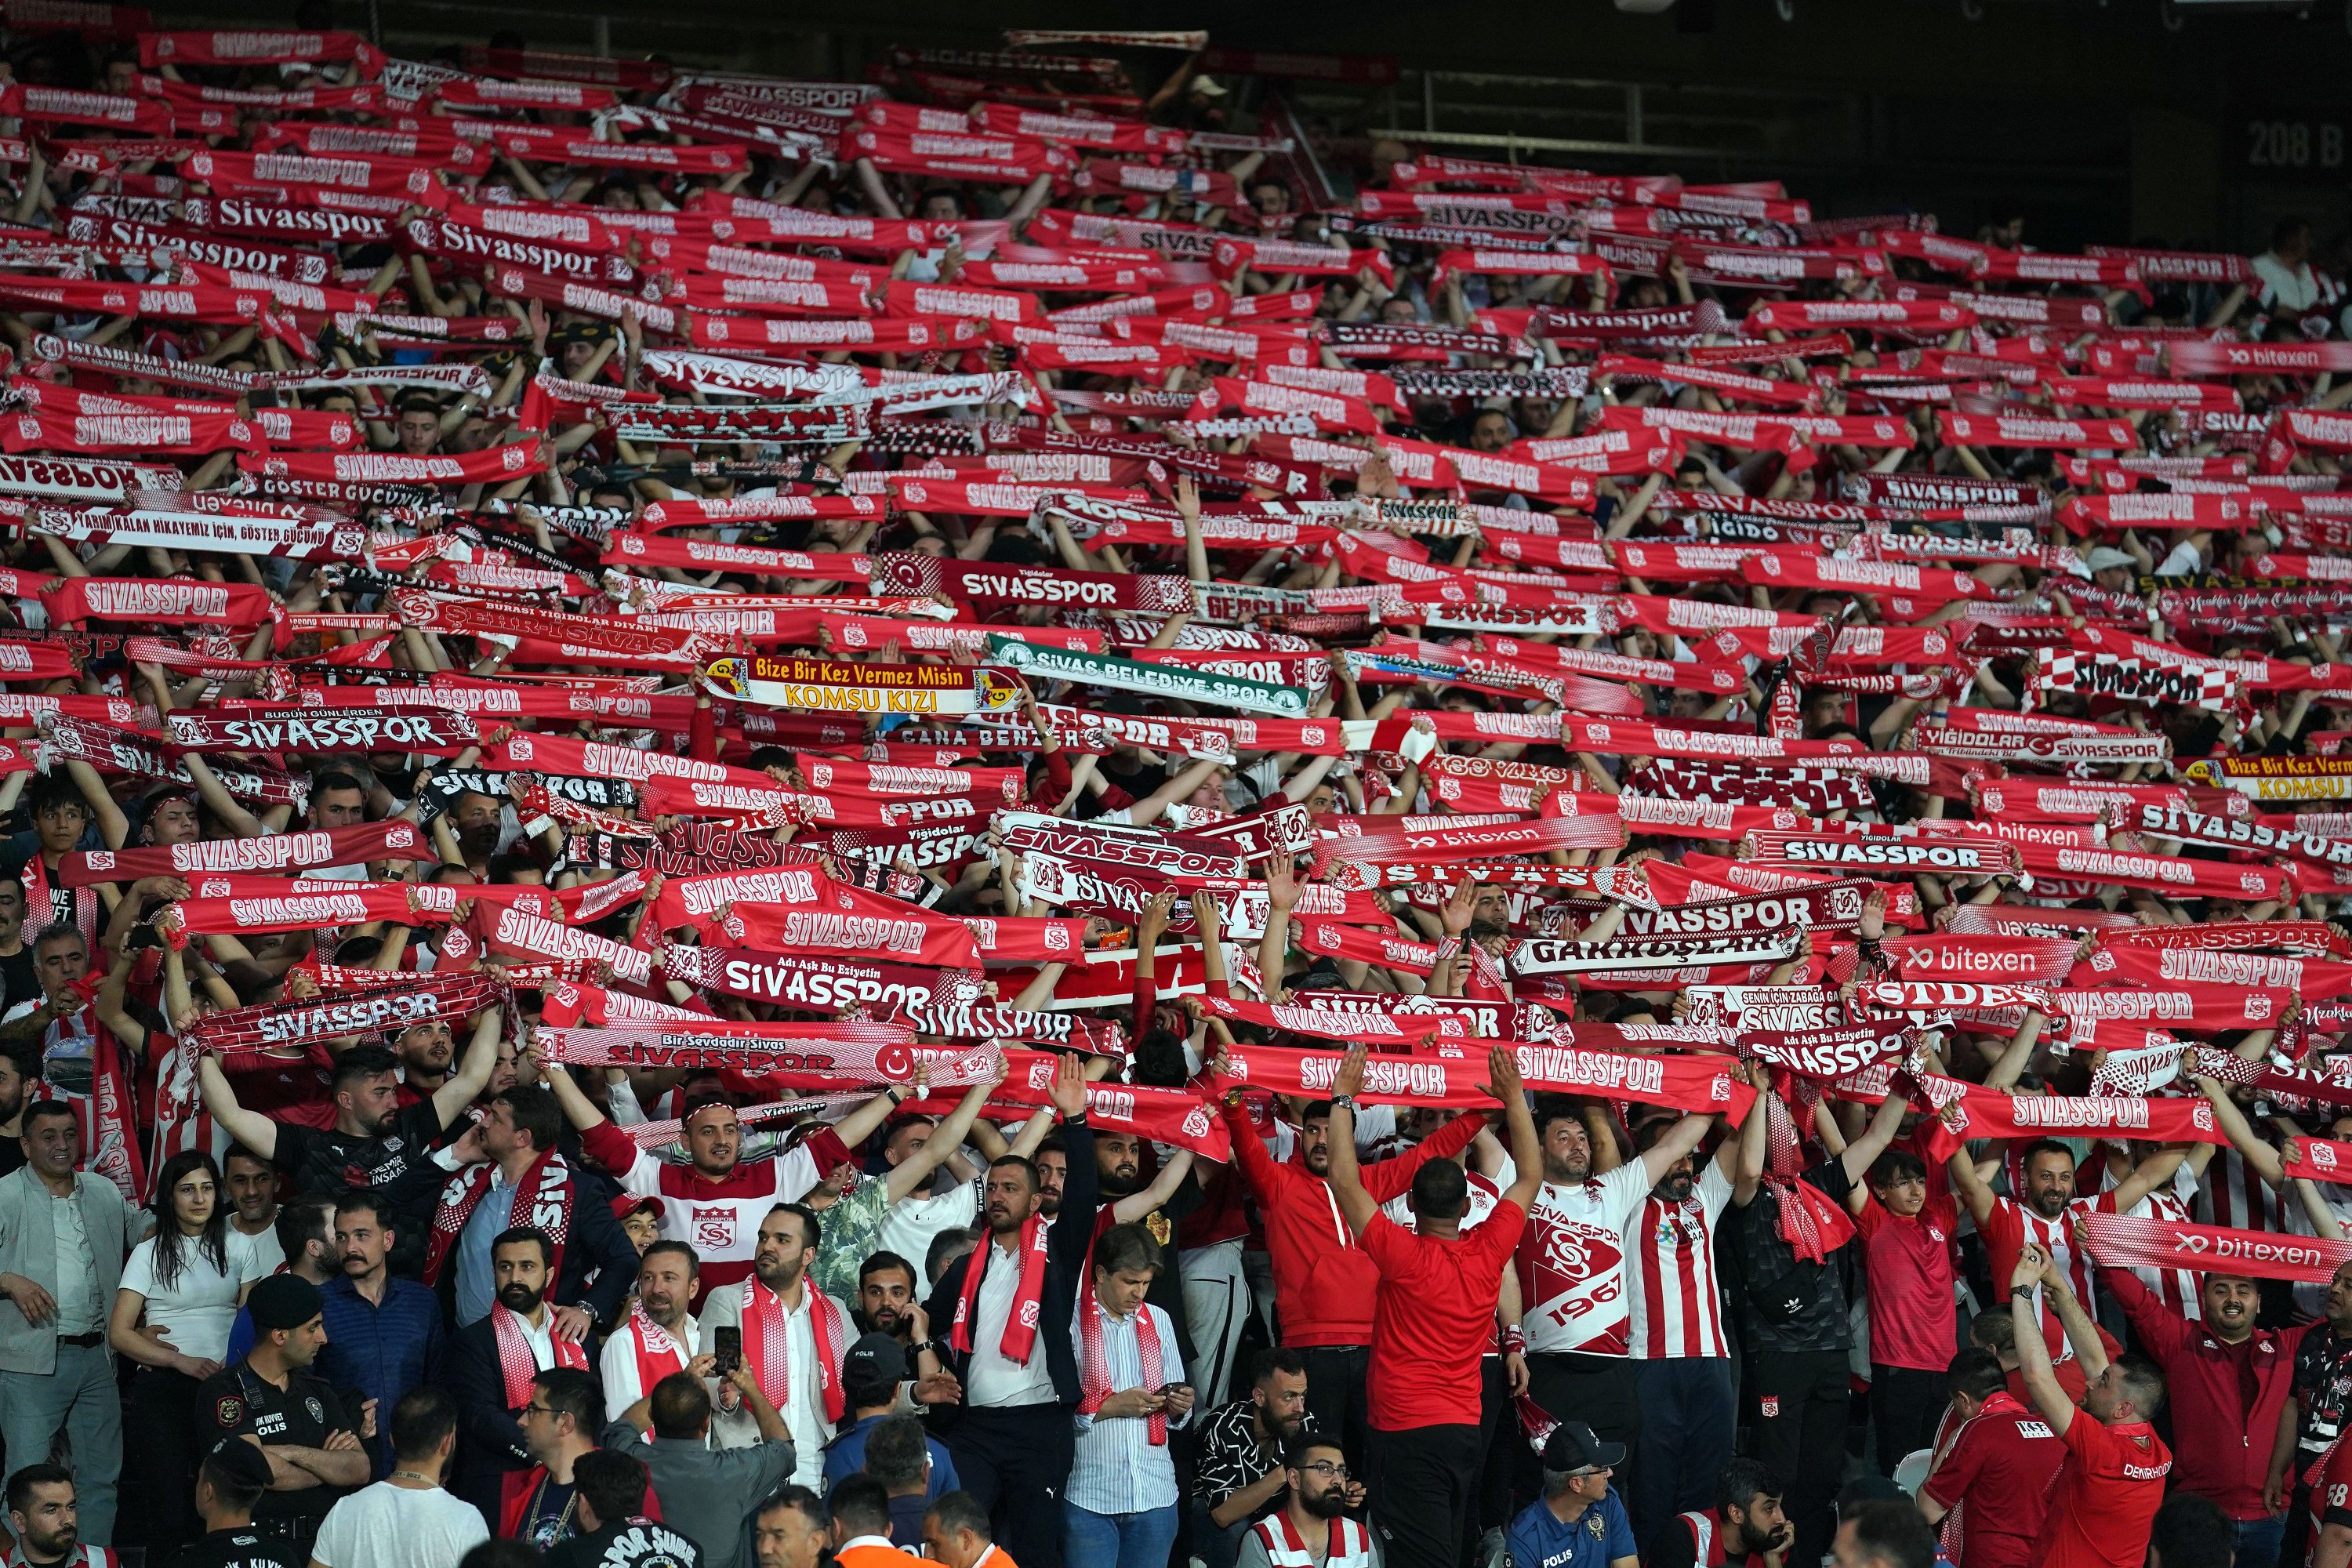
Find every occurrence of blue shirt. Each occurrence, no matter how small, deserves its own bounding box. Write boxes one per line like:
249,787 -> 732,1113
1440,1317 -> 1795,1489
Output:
1505,1488 -> 1636,1568
316,1273 -> 445,1477
820,1413 -> 960,1502
455,1179 -> 519,1327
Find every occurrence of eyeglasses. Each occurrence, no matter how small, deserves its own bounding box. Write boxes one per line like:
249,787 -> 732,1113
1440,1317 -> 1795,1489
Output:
521,1403 -> 555,1418
1300,1461 -> 1351,1479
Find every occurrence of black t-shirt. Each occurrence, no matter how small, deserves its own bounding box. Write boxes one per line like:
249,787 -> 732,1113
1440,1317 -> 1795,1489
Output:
164,1526 -> 302,1568
1723,1158 -> 1855,1356
272,1100 -> 447,1199
0,944 -> 37,1015
195,1362 -> 364,1524
545,1518 -> 702,1568
518,1476 -> 582,1550
0,1138 -> 24,1178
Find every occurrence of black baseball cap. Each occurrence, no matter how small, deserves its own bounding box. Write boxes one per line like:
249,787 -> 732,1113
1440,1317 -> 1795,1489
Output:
844,1332 -> 909,1388
1541,1421 -> 1627,1474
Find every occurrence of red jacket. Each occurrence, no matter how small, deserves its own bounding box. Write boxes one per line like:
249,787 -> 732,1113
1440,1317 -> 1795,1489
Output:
1218,1100 -> 1487,1347
2100,1265 -> 2312,1519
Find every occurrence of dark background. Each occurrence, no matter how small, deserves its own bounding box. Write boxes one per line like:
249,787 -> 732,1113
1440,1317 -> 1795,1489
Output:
138,0 -> 2352,254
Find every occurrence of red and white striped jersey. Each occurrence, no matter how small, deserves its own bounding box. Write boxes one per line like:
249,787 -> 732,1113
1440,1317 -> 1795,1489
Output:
1628,1162 -> 1733,1359
2086,1148 -> 2203,1323
1980,1193 -> 2103,1363
2198,1143 -> 2284,1233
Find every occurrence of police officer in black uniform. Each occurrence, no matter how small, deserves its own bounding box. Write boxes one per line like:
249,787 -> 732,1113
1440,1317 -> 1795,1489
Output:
165,1441 -> 299,1568
196,1276 -> 370,1559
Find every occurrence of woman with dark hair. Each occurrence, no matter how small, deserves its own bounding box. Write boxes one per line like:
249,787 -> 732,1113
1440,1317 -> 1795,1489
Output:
108,1149 -> 266,1553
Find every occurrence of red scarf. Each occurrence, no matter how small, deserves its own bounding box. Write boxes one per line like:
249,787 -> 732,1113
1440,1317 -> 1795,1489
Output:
743,1277 -> 845,1424
950,1219 -> 1051,1367
626,1301 -> 688,1401
423,1149 -> 574,1289
490,1302 -> 588,1410
1769,1177 -> 1857,1265
1079,1296 -> 1167,1445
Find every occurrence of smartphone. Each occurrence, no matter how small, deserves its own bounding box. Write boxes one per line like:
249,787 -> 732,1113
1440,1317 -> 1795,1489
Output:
713,1325 -> 742,1375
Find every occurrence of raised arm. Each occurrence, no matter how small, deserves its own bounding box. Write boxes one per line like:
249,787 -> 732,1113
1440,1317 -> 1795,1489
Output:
1636,1109 -> 1719,1190
1839,1093 -> 1911,1186
1112,1148 -> 1196,1226
1321,1046 -> 1381,1239
197,1054 -> 278,1160
429,1004 -> 503,1127
2105,1144 -> 2190,1216
1946,1142 -> 2000,1229
2195,1070 -> 2288,1187
2007,1243 -> 2077,1432
1491,1045 -> 1541,1217
886,1070 -> 1000,1204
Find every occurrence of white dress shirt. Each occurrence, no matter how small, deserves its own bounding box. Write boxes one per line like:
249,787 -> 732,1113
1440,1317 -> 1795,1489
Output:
964,1236 -> 1056,1409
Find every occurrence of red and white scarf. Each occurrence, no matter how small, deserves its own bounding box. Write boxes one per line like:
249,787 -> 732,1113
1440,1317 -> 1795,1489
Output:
949,1219 -> 1051,1367
625,1301 -> 689,1399
490,1301 -> 588,1410
423,1149 -> 574,1289
743,1276 -> 846,1424
1078,1295 -> 1167,1445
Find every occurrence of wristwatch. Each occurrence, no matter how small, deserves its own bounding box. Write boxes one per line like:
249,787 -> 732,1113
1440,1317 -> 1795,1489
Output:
1330,1094 -> 1357,1115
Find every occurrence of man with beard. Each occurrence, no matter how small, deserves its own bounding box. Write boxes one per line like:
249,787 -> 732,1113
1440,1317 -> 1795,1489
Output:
425,1085 -> 636,1334
0,1040 -> 31,1176
201,1011 -> 503,1275
1088,1131 -> 1200,1368
923,1054 -> 1096,1568
1947,1132 -> 2183,1370
851,1252 -> 955,1396
390,1021 -> 458,1104
1213,1053 -> 1489,1472
1648,1459 -> 1793,1568
317,1194 -> 441,1479
0,876 -> 38,1021
2085,1234 -> 2314,1567
1198,1349 -> 1327,1568
3,1465 -> 114,1568
1234,1433 -> 1379,1568
1515,1100 -> 1711,1468
698,1203 -> 854,1486
546,1046 -> 912,1308
197,1274 -> 369,1555
1623,1104 -> 1765,1554
443,1229 -> 591,1528
601,1242 -> 710,1430
2278,1261 -> 2352,1568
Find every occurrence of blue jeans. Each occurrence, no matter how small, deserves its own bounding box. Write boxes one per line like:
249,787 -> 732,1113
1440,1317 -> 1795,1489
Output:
1064,1502 -> 1180,1568
1631,1358 -> 1736,1556
2234,1513 -> 2285,1568
0,1341 -> 122,1544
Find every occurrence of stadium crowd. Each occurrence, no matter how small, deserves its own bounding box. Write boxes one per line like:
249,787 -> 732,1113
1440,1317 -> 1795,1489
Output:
0,13 -> 2344,1568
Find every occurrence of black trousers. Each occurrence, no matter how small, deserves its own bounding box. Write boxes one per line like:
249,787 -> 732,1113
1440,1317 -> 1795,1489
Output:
942,1404 -> 1077,1568
1526,1352 -> 1640,1504
1871,1364 -> 1947,1476
125,1365 -> 204,1553
1748,1348 -> 1849,1568
1471,1358 -> 1516,1561
1298,1345 -> 1373,1473
1366,1424 -> 1484,1568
